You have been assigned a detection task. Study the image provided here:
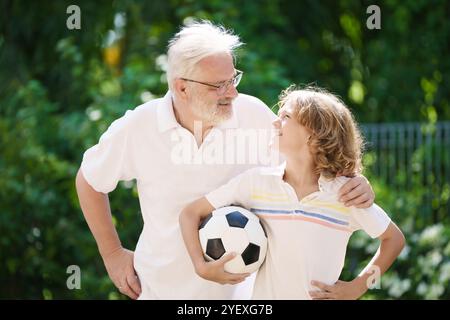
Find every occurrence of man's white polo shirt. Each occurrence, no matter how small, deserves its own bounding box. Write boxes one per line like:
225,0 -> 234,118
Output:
206,164 -> 391,299
80,91 -> 277,299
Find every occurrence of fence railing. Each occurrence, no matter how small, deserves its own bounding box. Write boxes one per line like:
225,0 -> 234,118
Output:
360,121 -> 450,221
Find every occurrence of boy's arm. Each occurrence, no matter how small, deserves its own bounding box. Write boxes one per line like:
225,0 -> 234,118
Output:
309,221 -> 405,300
179,197 -> 250,285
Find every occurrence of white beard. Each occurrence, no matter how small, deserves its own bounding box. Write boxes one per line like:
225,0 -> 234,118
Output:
191,98 -> 233,126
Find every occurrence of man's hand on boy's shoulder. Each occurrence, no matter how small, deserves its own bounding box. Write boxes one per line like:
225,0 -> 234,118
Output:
338,175 -> 374,208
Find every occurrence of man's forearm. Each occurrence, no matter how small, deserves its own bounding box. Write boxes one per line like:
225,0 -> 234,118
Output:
75,169 -> 122,258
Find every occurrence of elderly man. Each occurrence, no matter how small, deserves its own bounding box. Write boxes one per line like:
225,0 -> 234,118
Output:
75,21 -> 374,299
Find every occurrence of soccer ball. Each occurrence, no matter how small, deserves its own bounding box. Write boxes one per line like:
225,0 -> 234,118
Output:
198,206 -> 268,274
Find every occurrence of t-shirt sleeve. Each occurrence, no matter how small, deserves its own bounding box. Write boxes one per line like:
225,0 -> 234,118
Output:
80,110 -> 136,194
350,203 -> 392,238
205,169 -> 254,209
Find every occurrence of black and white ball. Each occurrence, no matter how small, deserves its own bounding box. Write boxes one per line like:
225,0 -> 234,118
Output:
198,206 -> 267,274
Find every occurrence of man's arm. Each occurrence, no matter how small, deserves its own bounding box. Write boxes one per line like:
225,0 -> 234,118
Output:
75,169 -> 141,299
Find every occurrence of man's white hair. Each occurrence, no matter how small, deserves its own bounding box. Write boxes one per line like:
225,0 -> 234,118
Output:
166,20 -> 243,91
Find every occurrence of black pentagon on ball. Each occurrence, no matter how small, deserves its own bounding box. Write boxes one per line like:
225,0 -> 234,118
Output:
225,211 -> 249,228
206,238 -> 226,260
241,243 -> 260,265
198,212 -> 213,230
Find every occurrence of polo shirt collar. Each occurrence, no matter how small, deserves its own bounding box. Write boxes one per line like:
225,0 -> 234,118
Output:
157,91 -> 180,133
262,162 -> 286,177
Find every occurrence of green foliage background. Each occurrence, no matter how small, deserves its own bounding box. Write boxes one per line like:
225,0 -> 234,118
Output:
1,0 -> 449,299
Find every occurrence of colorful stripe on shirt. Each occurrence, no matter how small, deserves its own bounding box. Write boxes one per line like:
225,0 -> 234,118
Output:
250,192 -> 290,202
250,208 -> 351,232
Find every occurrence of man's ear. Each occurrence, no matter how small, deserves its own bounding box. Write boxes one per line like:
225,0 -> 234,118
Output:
174,78 -> 188,100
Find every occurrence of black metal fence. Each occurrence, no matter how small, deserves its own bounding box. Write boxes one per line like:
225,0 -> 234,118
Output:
360,121 -> 450,221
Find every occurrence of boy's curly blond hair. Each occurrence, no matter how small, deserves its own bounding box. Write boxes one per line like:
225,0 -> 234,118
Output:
278,85 -> 364,179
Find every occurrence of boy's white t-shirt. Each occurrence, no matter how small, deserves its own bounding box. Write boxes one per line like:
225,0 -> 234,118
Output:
206,164 -> 391,299
80,91 -> 277,299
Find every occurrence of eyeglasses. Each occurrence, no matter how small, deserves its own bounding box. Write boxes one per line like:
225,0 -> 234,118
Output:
180,70 -> 243,95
